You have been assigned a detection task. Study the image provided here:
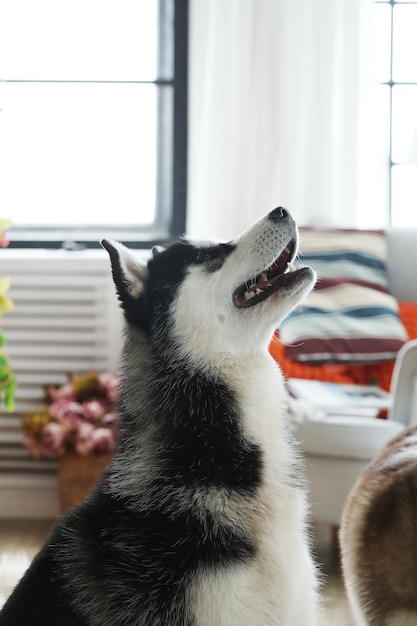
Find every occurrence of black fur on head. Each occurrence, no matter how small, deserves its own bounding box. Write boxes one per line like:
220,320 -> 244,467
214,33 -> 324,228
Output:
101,238 -> 235,333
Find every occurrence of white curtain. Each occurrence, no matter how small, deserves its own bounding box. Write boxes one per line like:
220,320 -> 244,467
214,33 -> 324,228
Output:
187,0 -> 372,241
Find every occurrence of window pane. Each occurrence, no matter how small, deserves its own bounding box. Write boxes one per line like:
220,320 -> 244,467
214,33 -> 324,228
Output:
0,83 -> 157,226
393,5 -> 417,82
391,85 -> 417,163
359,84 -> 391,226
370,3 -> 392,83
0,0 -> 159,81
391,165 -> 417,226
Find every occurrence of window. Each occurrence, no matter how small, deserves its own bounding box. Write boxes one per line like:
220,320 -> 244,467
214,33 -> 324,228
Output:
371,0 -> 417,226
0,0 -> 188,247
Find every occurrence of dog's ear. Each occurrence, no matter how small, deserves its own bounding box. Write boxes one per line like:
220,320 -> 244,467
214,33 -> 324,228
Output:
101,239 -> 148,306
151,245 -> 165,258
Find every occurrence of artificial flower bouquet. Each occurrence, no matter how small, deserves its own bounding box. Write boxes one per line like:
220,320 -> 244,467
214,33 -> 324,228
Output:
22,371 -> 120,458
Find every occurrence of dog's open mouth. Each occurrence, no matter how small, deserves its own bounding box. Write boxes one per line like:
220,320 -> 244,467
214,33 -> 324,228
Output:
233,238 -> 308,308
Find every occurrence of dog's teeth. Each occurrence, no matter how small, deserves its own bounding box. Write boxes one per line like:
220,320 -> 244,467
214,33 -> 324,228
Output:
255,288 -> 263,295
244,291 -> 256,301
260,272 -> 268,282
286,262 -> 295,273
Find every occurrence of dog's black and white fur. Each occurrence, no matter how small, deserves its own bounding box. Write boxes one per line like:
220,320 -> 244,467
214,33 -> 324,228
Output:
0,208 -> 319,625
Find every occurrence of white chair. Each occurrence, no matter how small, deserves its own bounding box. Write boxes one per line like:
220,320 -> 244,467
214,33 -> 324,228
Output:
296,339 -> 417,526
293,227 -> 417,527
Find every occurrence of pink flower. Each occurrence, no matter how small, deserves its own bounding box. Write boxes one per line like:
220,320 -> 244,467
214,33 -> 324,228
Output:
74,422 -> 95,456
47,382 -> 74,401
101,412 -> 118,429
48,400 -> 85,432
89,428 -> 116,457
75,423 -> 115,457
83,400 -> 107,420
41,422 -> 66,457
23,423 -> 66,458
99,372 -> 120,402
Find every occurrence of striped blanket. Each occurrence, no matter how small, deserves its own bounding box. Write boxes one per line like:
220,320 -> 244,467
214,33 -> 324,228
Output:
280,229 -> 408,363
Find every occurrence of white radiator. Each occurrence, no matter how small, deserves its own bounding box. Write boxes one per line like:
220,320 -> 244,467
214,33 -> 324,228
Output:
0,248 -> 140,519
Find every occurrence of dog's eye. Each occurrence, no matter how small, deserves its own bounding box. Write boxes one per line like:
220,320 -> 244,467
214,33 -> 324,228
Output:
195,249 -> 223,270
205,257 -> 225,273
196,251 -> 212,264
195,244 -> 235,272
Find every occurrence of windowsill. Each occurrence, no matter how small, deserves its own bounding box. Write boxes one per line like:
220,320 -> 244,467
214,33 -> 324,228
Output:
0,247 -> 151,261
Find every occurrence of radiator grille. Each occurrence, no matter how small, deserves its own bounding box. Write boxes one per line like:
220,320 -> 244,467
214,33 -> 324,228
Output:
0,250 -> 127,517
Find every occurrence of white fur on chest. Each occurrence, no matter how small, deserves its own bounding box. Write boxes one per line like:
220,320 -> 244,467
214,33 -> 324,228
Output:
224,351 -> 296,499
189,353 -> 319,625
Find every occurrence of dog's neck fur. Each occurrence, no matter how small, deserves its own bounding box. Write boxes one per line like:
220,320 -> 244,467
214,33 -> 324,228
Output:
104,322 -> 293,521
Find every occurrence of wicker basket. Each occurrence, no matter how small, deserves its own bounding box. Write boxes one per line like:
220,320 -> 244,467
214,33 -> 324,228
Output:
58,451 -> 112,513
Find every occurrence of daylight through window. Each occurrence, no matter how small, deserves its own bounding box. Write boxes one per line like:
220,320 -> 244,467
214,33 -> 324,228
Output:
371,0 -> 417,226
0,0 -> 187,247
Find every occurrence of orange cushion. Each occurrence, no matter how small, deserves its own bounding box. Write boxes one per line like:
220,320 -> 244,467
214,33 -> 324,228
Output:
269,302 -> 417,392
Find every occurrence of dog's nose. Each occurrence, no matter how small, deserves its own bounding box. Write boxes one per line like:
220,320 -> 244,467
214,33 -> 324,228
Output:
269,207 -> 289,221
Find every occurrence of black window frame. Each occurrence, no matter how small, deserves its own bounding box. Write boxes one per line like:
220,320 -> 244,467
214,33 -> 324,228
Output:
5,0 -> 188,249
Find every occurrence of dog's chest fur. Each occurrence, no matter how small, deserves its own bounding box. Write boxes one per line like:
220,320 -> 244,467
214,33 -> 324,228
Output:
185,354 -> 317,626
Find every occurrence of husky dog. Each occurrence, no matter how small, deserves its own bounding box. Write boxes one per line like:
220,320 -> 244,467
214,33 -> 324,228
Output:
340,424 -> 417,626
0,207 -> 319,625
